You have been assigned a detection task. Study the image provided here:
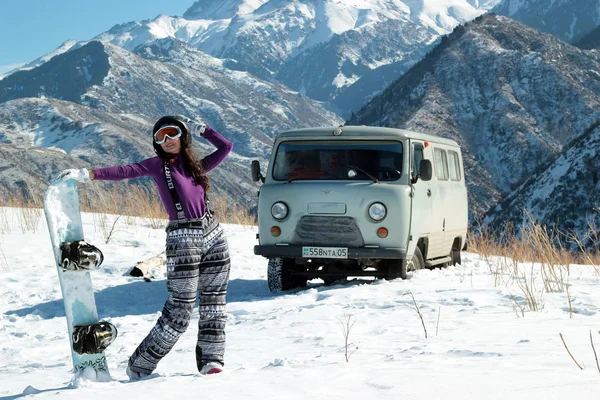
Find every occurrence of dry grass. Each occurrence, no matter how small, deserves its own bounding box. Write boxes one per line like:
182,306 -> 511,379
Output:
0,238 -> 8,271
404,290 -> 428,339
337,313 -> 358,363
1,194 -> 43,234
560,333 -> 584,370
0,182 -> 256,236
208,195 -> 257,226
468,213 -> 600,314
0,208 -> 10,235
469,211 -> 600,267
81,183 -> 256,227
92,213 -> 123,244
123,185 -> 167,229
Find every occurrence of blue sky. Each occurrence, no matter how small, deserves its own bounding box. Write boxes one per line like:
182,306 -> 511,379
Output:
0,0 -> 195,74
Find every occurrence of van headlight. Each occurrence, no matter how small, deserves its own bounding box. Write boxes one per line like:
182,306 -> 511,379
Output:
369,203 -> 387,221
271,202 -> 289,220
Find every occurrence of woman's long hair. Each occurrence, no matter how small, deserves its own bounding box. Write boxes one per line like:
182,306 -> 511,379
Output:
181,147 -> 210,192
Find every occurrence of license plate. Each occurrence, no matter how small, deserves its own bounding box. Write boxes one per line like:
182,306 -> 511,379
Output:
302,246 -> 348,259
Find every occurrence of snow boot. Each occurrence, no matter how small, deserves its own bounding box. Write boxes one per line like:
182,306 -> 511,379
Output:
60,240 -> 104,271
72,321 -> 118,354
126,365 -> 150,380
199,362 -> 223,375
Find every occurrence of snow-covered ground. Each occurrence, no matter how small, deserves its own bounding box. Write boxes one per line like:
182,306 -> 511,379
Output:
1,207 -> 600,399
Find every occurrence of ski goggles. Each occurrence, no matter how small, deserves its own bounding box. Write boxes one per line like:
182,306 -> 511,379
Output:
154,125 -> 183,144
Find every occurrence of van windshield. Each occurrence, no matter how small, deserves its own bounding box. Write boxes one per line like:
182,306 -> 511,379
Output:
272,140 -> 403,181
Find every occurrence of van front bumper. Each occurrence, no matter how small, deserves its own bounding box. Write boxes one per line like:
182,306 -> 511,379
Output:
254,245 -> 406,259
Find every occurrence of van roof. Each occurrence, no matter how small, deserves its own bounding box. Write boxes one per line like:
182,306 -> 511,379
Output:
276,125 -> 459,146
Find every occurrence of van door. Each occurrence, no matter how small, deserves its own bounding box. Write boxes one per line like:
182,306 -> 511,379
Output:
429,146 -> 450,258
446,148 -> 468,248
409,141 -> 432,257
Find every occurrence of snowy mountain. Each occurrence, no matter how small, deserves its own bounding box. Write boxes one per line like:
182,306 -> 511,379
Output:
275,17 -> 437,112
0,97 -> 153,202
93,0 -> 501,114
575,24 -> 600,49
0,97 -> 268,210
0,40 -> 341,206
484,122 -> 600,246
0,40 -> 340,155
0,41 -> 82,81
492,0 -> 600,43
349,14 -> 600,226
5,0 -> 600,233
0,0 -> 502,205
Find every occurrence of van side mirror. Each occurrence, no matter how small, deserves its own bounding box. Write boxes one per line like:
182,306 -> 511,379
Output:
251,160 -> 265,183
419,159 -> 432,181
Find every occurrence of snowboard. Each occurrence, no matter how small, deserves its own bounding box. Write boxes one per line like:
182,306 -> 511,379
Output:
43,178 -> 112,381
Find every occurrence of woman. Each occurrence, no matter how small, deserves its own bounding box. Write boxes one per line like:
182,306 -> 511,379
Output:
58,115 -> 233,378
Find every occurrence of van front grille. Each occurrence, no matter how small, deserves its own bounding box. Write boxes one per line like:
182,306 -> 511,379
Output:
291,216 -> 364,247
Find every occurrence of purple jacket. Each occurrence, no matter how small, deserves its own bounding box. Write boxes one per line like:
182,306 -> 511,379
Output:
93,126 -> 233,220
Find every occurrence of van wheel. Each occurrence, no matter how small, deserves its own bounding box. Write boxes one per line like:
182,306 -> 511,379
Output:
322,277 -> 341,285
385,259 -> 407,280
267,257 -> 307,292
451,248 -> 461,266
407,247 -> 425,272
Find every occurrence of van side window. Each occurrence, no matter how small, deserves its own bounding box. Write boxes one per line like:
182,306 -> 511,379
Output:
434,148 -> 449,181
448,150 -> 461,181
412,143 -> 424,182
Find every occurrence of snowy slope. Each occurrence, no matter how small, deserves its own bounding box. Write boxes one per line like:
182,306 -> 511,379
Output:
1,209 -> 600,399
402,0 -> 501,34
1,1 -> 501,115
90,0 -> 501,113
0,40 -> 81,80
350,14 -> 600,219
0,38 -> 342,207
493,0 -> 600,43
0,40 -> 341,156
179,0 -> 501,53
484,123 -> 600,245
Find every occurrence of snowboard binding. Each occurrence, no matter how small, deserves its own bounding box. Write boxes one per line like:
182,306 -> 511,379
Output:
60,241 -> 104,271
72,321 -> 118,355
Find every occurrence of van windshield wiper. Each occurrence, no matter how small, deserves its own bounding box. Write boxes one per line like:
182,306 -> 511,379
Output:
348,165 -> 378,183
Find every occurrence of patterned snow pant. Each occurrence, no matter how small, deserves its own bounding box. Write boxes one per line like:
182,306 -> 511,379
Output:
128,213 -> 230,376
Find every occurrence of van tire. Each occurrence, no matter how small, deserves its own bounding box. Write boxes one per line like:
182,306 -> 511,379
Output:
385,259 -> 407,280
267,257 -> 307,292
323,277 -> 342,285
451,239 -> 462,266
451,248 -> 461,266
407,247 -> 425,272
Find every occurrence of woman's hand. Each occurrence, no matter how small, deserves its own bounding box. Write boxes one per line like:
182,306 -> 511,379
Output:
190,121 -> 206,137
56,168 -> 92,183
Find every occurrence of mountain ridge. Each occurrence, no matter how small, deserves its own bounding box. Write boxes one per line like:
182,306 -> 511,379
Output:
0,38 -> 342,207
492,0 -> 600,43
350,14 -> 600,231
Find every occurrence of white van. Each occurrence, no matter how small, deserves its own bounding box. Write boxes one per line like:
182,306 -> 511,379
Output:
251,125 -> 468,291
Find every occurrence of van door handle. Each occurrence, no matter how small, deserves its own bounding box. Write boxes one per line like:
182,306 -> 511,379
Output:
427,189 -> 431,197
